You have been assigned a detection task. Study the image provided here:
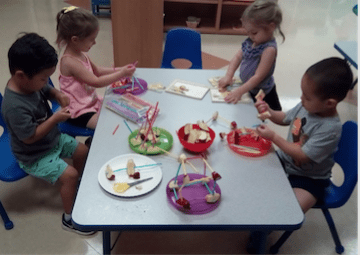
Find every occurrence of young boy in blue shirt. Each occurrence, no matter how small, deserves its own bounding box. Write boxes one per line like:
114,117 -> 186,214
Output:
255,57 -> 353,213
1,33 -> 94,235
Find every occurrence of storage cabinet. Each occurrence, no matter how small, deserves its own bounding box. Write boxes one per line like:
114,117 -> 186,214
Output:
111,0 -> 164,68
163,0 -> 254,35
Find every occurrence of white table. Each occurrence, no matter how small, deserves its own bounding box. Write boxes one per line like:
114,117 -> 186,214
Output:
72,68 -> 304,254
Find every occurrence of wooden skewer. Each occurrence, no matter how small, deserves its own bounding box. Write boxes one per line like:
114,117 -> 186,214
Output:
186,160 -> 200,173
202,158 -> 215,173
181,160 -> 188,175
155,146 -> 178,159
218,115 -> 231,125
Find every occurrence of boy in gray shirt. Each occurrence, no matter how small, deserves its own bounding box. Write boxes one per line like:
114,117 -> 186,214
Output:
2,33 -> 94,235
255,57 -> 353,213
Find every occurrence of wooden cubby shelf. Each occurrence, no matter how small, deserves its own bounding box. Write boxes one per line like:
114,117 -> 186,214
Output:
163,0 -> 253,35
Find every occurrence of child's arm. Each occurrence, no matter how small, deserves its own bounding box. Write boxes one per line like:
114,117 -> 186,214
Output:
91,61 -> 138,76
49,87 -> 69,108
61,57 -> 136,88
218,49 -> 242,92
254,100 -> 287,125
22,108 -> 71,144
256,124 -> 310,165
225,47 -> 276,104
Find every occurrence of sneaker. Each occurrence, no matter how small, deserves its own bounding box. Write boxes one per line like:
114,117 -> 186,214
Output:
62,214 -> 96,236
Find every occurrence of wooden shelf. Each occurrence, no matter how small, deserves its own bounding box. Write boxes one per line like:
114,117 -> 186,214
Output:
163,0 -> 253,35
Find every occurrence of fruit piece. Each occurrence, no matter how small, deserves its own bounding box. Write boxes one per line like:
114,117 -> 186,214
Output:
184,123 -> 192,135
205,193 -> 220,203
212,172 -> 222,181
105,165 -> 115,180
176,197 -> 190,209
127,159 -> 136,176
198,121 -> 209,131
198,131 -> 208,142
131,172 -> 140,179
219,132 -> 227,140
231,121 -> 237,129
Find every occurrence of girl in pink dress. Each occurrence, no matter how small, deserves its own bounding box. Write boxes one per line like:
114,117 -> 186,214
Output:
56,6 -> 136,129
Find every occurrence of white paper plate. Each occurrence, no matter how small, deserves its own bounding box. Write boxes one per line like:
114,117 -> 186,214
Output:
165,79 -> 209,99
98,154 -> 162,197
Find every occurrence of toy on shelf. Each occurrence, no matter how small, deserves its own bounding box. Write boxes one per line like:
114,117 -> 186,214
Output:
207,111 -> 237,130
177,122 -> 215,153
127,102 -> 173,155
166,153 -> 222,214
111,76 -> 148,95
220,127 -> 272,157
255,89 -> 271,121
106,94 -> 158,124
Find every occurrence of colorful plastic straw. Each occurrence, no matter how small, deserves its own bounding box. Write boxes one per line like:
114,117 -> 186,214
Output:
123,119 -> 133,133
204,182 -> 214,194
113,163 -> 162,172
174,163 -> 182,184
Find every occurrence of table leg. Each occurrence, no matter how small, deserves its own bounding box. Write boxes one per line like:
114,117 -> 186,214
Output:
103,231 -> 111,255
257,231 -> 268,254
247,230 -> 269,254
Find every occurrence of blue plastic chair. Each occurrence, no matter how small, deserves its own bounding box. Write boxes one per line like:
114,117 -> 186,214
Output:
270,121 -> 358,254
48,79 -> 95,138
161,28 -> 202,69
0,93 -> 28,230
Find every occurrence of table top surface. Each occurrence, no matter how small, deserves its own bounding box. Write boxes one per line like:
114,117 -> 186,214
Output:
72,68 -> 304,231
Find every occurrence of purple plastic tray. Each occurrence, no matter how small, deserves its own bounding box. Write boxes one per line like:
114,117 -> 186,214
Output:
113,77 -> 148,95
166,173 -> 221,215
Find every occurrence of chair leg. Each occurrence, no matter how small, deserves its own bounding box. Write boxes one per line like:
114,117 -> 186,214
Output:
269,231 -> 293,254
321,207 -> 345,254
0,200 -> 14,230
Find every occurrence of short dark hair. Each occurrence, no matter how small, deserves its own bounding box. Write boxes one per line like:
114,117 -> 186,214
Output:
8,33 -> 58,78
306,57 -> 353,101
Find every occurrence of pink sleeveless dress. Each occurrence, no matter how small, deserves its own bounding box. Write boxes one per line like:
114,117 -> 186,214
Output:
59,53 -> 103,119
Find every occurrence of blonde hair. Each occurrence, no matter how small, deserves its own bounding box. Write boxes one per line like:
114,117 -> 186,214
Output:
242,0 -> 285,42
56,7 -> 99,47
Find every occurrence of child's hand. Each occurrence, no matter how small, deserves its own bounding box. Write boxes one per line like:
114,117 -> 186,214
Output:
255,100 -> 271,121
224,87 -> 243,104
56,93 -> 70,108
121,63 -> 136,77
256,124 -> 275,141
218,76 -> 232,92
53,107 -> 71,123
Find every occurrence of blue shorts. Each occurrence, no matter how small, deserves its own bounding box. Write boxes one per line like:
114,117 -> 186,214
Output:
19,134 -> 79,184
276,151 -> 330,200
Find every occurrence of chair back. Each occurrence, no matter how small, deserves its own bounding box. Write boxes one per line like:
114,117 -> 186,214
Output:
0,93 -> 28,182
161,28 -> 202,69
322,121 -> 358,208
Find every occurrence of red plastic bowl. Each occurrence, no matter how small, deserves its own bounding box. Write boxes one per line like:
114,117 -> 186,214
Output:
177,124 -> 215,153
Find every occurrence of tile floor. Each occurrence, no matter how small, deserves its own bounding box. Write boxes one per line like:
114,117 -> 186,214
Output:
0,0 -> 357,254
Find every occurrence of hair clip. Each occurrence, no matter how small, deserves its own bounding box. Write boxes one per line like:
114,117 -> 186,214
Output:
62,6 -> 79,13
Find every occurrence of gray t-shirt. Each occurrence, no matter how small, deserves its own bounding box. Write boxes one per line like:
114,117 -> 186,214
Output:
277,103 -> 342,179
1,84 -> 60,165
